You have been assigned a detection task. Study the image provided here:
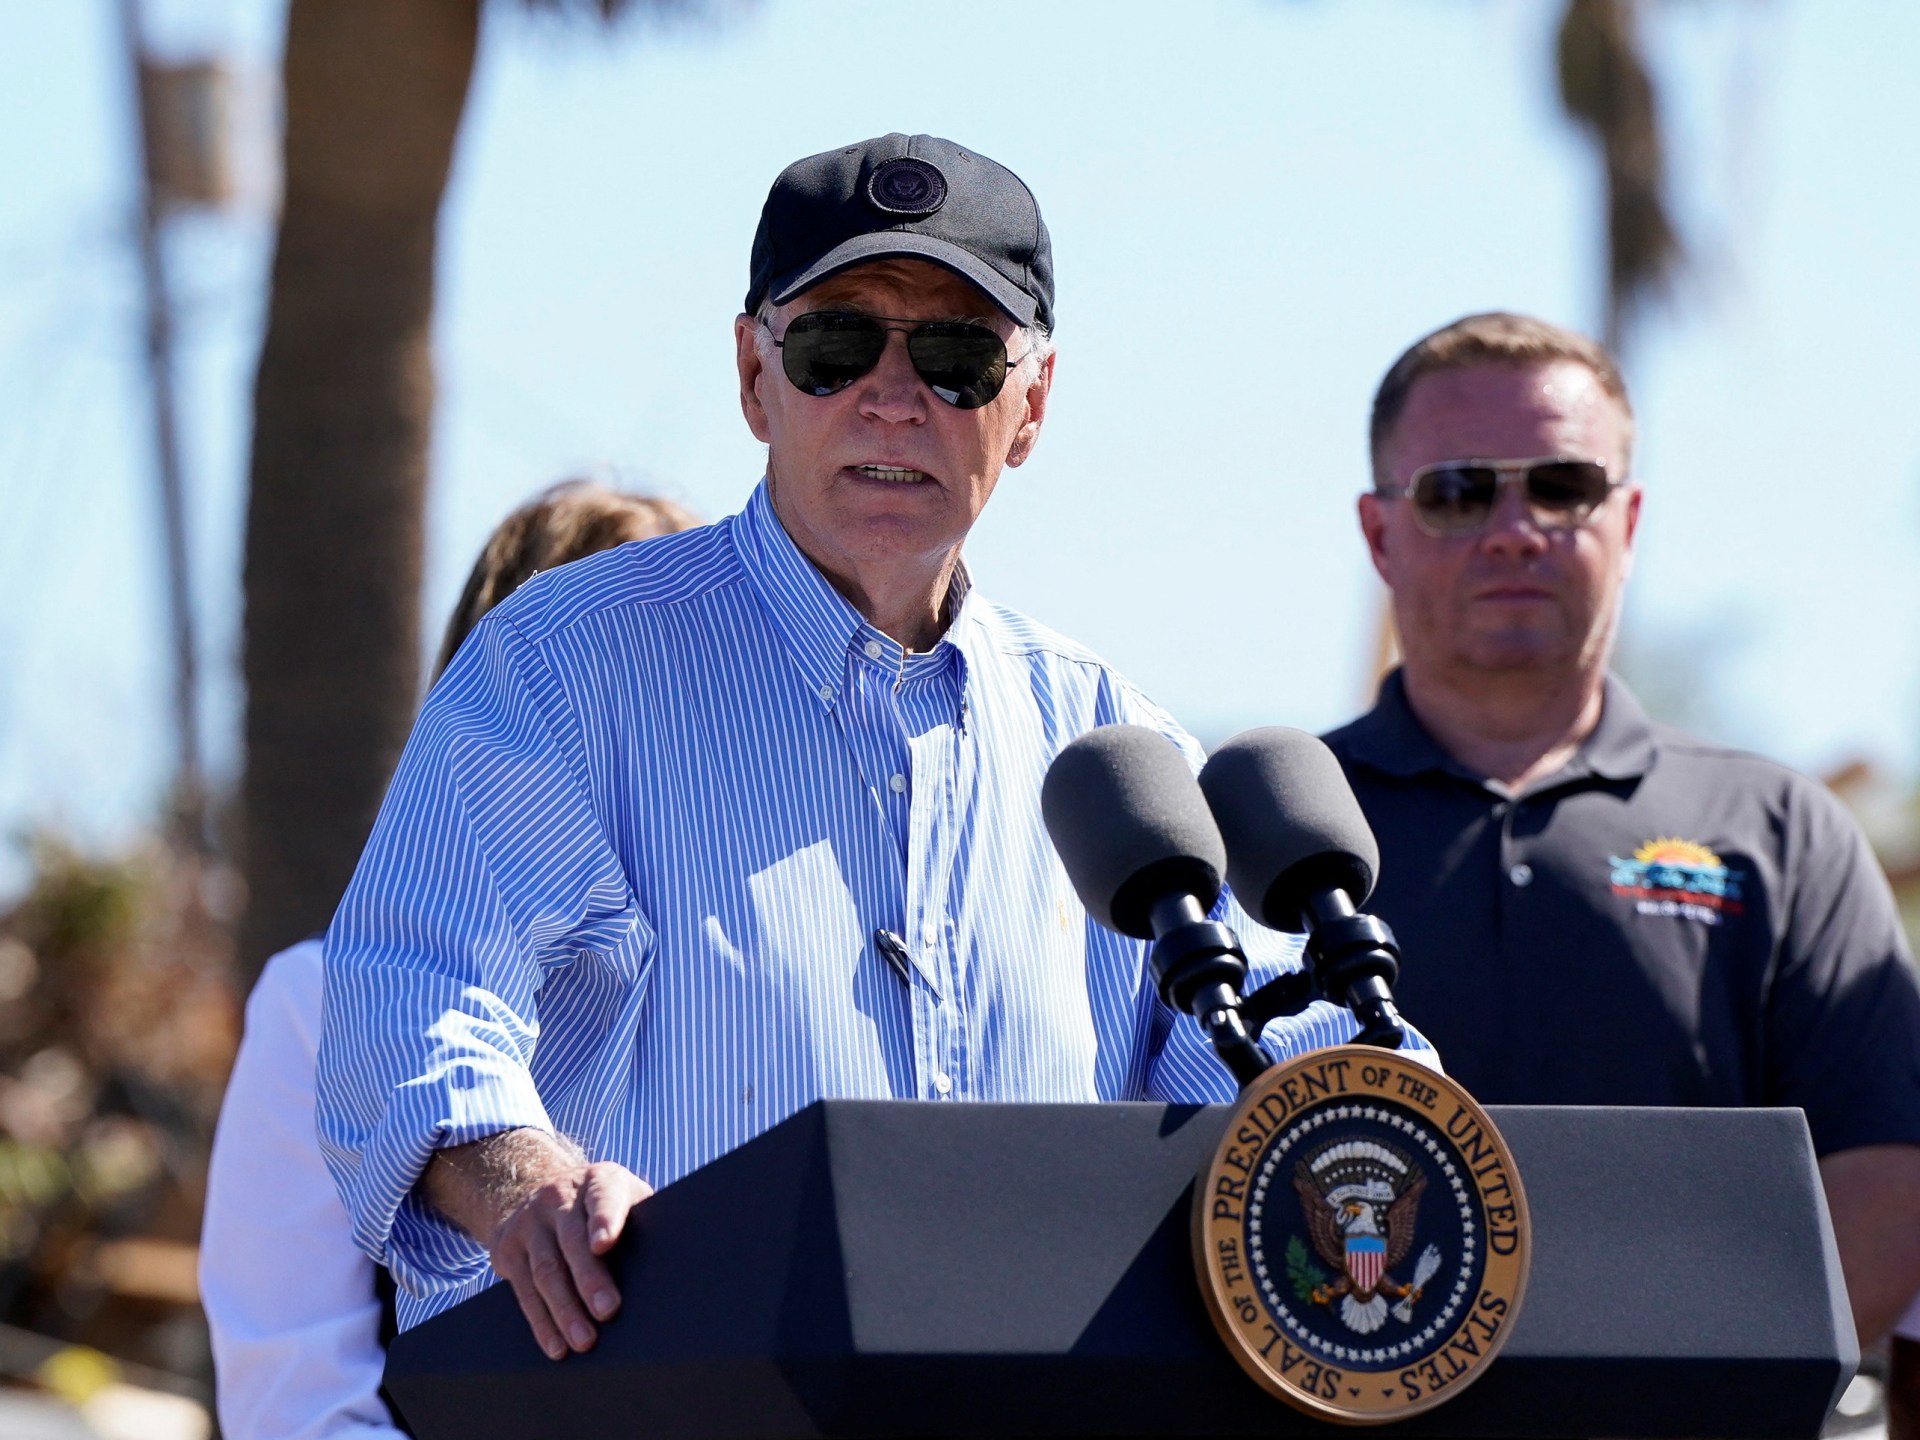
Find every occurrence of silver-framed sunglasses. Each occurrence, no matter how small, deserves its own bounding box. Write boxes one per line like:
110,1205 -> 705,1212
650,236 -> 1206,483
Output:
1378,456 -> 1623,538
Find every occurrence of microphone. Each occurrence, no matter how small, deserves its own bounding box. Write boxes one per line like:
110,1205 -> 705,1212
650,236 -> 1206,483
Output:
1041,725 -> 1270,1086
1198,727 -> 1407,1050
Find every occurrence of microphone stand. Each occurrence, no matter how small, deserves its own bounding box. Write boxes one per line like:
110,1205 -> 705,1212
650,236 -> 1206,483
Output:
1241,893 -> 1408,1051
1142,890 -> 1409,1091
1145,895 -> 1271,1088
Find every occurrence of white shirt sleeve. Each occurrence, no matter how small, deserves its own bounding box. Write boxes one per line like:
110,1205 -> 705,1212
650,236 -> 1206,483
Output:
200,939 -> 408,1440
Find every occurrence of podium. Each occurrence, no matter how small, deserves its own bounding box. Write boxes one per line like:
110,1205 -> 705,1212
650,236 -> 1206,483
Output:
383,1100 -> 1854,1439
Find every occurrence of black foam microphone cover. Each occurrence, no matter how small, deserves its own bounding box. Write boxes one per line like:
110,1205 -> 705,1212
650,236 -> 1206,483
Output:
1198,726 -> 1379,932
1041,725 -> 1226,939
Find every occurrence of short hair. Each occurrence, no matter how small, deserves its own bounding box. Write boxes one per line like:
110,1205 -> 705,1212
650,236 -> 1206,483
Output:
434,481 -> 700,680
1368,312 -> 1634,484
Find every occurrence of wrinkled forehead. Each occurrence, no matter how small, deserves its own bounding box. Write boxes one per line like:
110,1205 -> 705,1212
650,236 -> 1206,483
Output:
780,257 -> 1006,328
1389,361 -> 1632,474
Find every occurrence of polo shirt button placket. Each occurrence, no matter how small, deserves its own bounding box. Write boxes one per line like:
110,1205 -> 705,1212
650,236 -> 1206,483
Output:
1496,796 -> 1531,898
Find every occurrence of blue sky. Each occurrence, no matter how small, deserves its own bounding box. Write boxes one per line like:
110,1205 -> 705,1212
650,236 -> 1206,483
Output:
2,0 -> 1918,894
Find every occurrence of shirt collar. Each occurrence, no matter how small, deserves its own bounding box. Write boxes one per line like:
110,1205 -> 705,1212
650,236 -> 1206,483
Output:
732,479 -> 976,707
1343,668 -> 1656,789
1339,669 -> 1470,782
1572,673 -> 1657,782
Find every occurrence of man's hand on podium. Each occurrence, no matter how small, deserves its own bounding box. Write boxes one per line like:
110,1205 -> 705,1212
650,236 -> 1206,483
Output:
421,1127 -> 654,1360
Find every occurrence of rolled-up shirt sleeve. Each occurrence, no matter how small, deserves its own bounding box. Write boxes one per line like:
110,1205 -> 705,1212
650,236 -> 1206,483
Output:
316,607 -> 638,1302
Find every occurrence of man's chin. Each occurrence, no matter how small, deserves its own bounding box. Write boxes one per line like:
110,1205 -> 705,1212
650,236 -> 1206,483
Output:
831,477 -> 954,530
826,511 -> 966,567
1453,628 -> 1577,675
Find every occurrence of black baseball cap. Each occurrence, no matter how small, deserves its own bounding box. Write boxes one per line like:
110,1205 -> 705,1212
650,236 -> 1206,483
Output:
746,133 -> 1055,333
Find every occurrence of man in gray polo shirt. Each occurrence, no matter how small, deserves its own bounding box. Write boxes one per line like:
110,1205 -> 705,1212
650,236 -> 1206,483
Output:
1325,311 -> 1920,1354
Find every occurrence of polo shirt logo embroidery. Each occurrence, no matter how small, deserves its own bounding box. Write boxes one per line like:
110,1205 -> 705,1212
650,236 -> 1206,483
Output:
1608,837 -> 1746,925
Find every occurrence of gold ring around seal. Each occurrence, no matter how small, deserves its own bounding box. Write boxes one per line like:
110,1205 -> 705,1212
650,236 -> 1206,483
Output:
1192,1044 -> 1529,1424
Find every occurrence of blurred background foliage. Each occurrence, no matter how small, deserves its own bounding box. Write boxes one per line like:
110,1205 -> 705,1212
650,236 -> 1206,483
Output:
0,834 -> 234,1431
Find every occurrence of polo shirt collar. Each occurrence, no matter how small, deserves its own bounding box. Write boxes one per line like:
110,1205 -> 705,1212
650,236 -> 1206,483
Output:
733,478 -> 975,708
1573,674 -> 1657,782
1344,668 -> 1656,788
1340,669 -> 1474,782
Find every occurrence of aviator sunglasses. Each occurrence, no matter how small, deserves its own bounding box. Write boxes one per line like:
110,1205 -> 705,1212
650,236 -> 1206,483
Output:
1380,456 -> 1622,538
768,310 -> 1018,410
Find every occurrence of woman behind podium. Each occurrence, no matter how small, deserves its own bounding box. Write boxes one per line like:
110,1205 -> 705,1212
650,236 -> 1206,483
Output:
201,482 -> 698,1439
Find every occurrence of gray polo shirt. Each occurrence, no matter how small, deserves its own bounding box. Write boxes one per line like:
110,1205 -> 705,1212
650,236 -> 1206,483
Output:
1323,670 -> 1920,1156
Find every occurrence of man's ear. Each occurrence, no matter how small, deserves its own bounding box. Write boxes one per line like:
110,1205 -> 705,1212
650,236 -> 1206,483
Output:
1004,347 -> 1056,469
1618,483 -> 1644,581
735,314 -> 772,443
1358,492 -> 1394,585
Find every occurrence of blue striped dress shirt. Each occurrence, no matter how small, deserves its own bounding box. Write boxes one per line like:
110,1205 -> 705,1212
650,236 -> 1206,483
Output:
317,480 -> 1435,1327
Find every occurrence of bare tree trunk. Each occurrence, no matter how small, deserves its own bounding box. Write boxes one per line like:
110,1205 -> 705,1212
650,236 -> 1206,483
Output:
239,0 -> 480,983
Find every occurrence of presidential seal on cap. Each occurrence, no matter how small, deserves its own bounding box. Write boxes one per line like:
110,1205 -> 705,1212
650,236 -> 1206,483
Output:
1194,1044 -> 1530,1424
866,156 -> 947,217
746,133 -> 1055,332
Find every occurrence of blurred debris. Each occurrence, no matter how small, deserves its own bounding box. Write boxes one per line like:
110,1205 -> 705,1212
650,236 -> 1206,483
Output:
1823,761 -> 1920,954
1,1320 -> 206,1403
134,47 -> 279,219
0,1388 -> 96,1439
140,59 -> 236,211
69,1239 -> 199,1308
0,831 -> 235,1414
76,1383 -> 211,1440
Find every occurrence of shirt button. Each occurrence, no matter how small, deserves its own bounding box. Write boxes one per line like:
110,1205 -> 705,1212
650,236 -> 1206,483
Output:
816,684 -> 833,703
864,639 -> 884,660
889,773 -> 907,794
1509,863 -> 1533,887
932,1072 -> 953,1096
922,922 -> 938,945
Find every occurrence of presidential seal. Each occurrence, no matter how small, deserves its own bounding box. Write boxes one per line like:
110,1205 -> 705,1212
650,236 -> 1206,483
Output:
1193,1045 -> 1529,1424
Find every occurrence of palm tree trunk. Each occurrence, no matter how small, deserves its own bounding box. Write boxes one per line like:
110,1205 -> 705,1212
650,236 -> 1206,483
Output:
239,0 -> 480,983
1555,0 -> 1680,357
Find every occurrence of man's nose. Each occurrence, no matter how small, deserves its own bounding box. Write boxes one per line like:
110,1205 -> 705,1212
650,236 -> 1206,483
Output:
1477,479 -> 1550,555
856,331 -> 928,423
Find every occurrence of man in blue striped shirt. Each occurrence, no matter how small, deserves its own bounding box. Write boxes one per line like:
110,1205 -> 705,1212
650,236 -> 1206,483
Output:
318,133 -> 1435,1355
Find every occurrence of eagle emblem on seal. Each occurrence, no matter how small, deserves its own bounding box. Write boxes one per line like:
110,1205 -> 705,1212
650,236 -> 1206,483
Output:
1293,1138 -> 1442,1334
